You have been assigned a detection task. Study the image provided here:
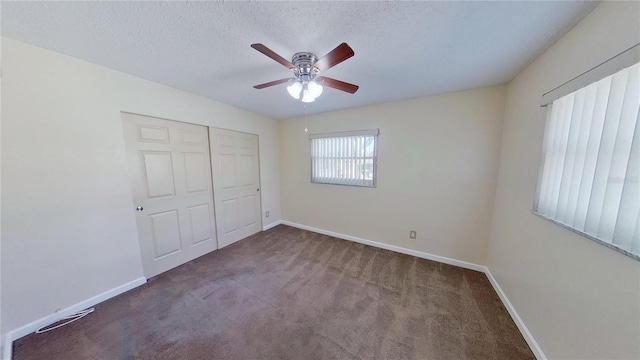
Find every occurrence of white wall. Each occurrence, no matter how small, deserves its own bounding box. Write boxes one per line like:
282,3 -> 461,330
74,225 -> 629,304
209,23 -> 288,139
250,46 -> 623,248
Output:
487,2 -> 640,359
4,3 -> 639,359
0,38 -> 281,338
280,85 -> 506,266
0,51 -> 4,356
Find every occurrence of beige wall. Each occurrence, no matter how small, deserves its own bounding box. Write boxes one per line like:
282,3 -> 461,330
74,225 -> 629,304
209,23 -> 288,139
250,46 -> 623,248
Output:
280,85 -> 506,266
0,69 -> 3,355
487,2 -> 640,359
0,38 -> 281,336
3,2 -> 639,359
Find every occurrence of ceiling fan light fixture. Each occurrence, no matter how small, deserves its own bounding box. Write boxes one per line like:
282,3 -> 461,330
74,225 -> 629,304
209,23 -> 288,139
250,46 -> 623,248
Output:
287,82 -> 303,99
301,88 -> 315,103
308,80 -> 323,98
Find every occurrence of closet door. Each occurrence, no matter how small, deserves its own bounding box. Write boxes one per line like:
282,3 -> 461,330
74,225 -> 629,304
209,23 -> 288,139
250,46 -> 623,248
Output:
123,113 -> 217,278
209,128 -> 262,248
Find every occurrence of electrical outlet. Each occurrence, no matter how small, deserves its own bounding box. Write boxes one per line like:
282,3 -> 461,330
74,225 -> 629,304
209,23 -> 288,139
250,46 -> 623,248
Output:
266,211 -> 270,218
409,230 -> 417,239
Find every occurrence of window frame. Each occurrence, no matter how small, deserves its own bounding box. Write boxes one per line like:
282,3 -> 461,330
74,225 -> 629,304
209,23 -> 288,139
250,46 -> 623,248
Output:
533,44 -> 640,261
309,129 -> 379,188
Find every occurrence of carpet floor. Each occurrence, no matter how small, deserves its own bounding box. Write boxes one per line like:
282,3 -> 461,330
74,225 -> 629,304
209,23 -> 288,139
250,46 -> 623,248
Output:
13,225 -> 535,360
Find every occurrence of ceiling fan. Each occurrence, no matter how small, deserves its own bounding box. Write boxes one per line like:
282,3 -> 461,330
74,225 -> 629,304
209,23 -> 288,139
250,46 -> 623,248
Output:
251,42 -> 359,103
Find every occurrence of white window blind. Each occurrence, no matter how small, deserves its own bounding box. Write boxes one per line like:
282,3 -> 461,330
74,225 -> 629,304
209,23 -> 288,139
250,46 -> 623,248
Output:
310,129 -> 379,187
534,62 -> 640,260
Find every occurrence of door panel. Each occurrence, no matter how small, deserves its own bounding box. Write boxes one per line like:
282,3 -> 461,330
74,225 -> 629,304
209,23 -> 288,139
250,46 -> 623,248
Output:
181,130 -> 205,144
222,199 -> 239,234
220,155 -> 236,188
217,133 -> 235,147
242,195 -> 258,226
238,137 -> 253,149
188,203 -> 214,245
149,210 -> 181,258
184,153 -> 208,193
239,155 -> 254,185
123,113 -> 217,278
210,128 -> 262,248
142,152 -> 176,197
139,125 -> 170,143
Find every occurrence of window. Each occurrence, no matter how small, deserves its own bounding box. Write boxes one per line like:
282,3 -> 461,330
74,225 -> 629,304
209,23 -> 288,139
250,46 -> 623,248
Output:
534,59 -> 639,260
310,129 -> 379,187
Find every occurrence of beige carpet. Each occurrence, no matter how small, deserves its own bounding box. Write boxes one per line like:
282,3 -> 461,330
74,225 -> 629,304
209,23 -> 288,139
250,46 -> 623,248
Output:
14,225 -> 535,359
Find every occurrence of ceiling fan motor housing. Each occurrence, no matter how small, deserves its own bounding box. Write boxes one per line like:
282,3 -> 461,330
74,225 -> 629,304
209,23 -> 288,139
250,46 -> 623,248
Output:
292,52 -> 319,81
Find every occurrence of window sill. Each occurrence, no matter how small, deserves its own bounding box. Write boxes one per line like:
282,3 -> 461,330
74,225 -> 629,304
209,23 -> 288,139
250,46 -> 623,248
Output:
531,210 -> 640,261
311,180 -> 376,188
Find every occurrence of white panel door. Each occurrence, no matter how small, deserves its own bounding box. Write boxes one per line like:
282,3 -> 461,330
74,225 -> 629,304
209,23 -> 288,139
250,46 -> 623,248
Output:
210,128 -> 262,248
123,113 -> 217,278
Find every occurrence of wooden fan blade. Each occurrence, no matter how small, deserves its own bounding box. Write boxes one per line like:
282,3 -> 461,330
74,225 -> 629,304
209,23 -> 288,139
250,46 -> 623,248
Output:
253,78 -> 294,89
314,43 -> 355,71
317,76 -> 359,94
251,43 -> 295,70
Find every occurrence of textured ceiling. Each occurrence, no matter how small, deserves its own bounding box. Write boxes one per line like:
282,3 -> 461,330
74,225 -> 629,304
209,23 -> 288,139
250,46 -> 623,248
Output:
1,1 -> 599,119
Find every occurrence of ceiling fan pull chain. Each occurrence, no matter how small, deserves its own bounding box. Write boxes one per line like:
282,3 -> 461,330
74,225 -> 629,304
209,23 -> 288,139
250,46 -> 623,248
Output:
304,105 -> 309,133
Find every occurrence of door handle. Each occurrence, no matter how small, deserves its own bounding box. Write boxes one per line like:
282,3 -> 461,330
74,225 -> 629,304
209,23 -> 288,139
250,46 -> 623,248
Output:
136,206 -> 144,212
257,188 -> 260,192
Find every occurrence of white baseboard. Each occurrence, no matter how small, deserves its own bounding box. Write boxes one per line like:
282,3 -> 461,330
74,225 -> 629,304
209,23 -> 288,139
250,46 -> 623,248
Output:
280,220 -> 485,272
3,225 -> 546,360
4,276 -> 146,357
280,220 -> 546,360
262,220 -> 283,231
483,269 -> 546,360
